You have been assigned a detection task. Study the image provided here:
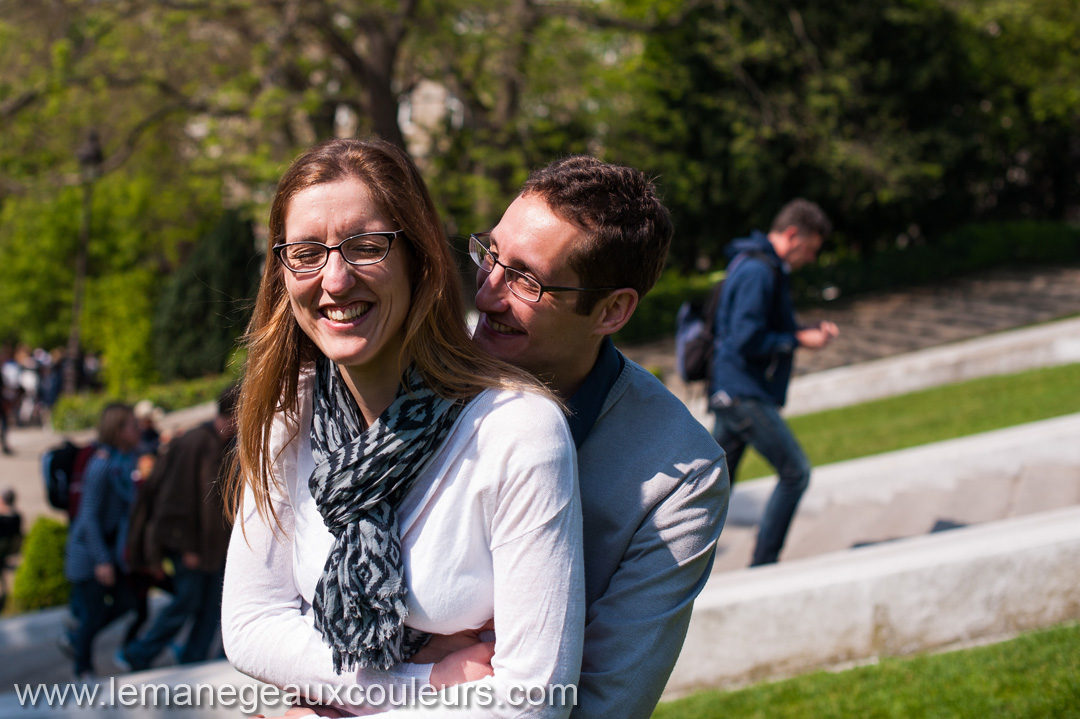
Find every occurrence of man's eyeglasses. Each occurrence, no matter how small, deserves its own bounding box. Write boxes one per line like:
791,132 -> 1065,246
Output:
469,232 -> 619,303
273,230 -> 404,273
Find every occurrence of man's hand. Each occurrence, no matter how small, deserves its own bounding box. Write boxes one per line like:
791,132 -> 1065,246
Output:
428,641 -> 496,690
408,619 -> 494,665
94,563 -> 115,587
796,321 -> 839,349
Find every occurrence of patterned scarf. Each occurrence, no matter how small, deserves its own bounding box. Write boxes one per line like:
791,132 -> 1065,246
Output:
308,355 -> 469,672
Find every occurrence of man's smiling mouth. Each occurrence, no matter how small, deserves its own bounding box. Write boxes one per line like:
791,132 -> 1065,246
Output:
487,316 -> 523,335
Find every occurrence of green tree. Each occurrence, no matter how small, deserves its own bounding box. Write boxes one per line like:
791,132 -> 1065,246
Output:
0,169 -> 221,391
152,209 -> 259,382
609,0 -> 1080,271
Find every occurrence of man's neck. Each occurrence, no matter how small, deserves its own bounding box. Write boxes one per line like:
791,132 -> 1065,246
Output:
548,344 -> 603,399
562,337 -> 625,448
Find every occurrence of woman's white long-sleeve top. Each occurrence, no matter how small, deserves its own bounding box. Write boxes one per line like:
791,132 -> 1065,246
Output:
222,371 -> 584,717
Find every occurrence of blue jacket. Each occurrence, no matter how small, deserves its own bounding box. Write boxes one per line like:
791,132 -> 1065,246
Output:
708,230 -> 798,406
64,446 -> 137,582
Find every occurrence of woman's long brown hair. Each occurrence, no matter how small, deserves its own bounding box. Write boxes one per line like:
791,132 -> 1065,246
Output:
226,138 -> 547,526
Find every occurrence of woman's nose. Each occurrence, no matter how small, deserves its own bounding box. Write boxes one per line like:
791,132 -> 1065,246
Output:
319,250 -> 357,294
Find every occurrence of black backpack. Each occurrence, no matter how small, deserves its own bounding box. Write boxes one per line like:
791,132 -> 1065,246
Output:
41,440 -> 96,512
675,281 -> 726,383
675,251 -> 778,383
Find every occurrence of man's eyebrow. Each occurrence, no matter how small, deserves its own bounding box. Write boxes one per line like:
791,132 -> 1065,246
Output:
488,235 -> 541,279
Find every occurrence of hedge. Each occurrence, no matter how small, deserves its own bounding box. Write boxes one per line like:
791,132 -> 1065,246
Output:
51,365 -> 241,432
12,517 -> 70,612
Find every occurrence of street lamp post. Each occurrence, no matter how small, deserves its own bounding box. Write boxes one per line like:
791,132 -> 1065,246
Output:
64,130 -> 104,397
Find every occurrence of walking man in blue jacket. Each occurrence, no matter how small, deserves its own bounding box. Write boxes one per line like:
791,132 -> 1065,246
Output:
709,199 -> 838,566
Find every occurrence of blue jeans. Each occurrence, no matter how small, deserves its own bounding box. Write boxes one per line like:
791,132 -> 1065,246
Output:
123,552 -> 224,670
712,397 -> 811,566
70,576 -> 136,676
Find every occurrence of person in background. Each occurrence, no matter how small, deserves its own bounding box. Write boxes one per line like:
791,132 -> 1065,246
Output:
709,198 -> 838,566
133,399 -> 164,458
0,488 -> 23,611
0,344 -> 15,455
118,384 -> 240,671
63,403 -> 141,680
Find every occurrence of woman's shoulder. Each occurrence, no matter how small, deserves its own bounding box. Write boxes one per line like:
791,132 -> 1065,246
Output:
448,387 -> 574,475
464,386 -> 569,437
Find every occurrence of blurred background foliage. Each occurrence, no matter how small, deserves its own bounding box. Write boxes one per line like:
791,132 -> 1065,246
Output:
0,0 -> 1077,391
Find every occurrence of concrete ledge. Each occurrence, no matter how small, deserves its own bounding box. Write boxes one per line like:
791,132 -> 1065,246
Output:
784,316 -> 1080,417
727,412 -> 1080,525
666,505 -> 1080,697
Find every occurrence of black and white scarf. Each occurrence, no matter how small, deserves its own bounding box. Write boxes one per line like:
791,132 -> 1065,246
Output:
308,355 -> 468,672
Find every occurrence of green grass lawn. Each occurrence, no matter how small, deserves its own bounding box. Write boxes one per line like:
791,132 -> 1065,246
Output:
736,362 -> 1080,481
653,621 -> 1080,719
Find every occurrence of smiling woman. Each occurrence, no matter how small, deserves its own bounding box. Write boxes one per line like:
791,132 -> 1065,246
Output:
221,138 -> 585,718
279,177 -> 413,416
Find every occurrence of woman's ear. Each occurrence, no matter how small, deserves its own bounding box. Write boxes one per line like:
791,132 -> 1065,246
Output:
593,289 -> 639,337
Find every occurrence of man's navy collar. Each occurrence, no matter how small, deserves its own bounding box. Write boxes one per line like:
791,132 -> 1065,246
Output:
566,337 -> 625,448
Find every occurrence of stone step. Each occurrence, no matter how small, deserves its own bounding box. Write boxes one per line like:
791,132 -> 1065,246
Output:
708,415 -> 1080,574
711,524 -> 757,573
936,472 -> 1018,526
846,486 -> 957,549
779,501 -> 885,560
674,506 -> 1080,697
1009,463 -> 1080,517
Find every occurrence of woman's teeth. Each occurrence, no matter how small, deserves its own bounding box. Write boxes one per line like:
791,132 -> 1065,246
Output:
324,303 -> 370,321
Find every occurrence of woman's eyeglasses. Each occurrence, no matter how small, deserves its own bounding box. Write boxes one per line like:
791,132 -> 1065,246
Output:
273,230 -> 405,273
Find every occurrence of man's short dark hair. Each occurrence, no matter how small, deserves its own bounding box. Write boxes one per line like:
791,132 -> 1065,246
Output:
218,382 -> 240,417
770,199 -> 832,240
521,155 -> 673,315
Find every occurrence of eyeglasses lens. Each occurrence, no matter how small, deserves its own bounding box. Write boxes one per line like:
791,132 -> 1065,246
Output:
341,235 -> 390,264
506,270 -> 541,302
282,245 -> 326,271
